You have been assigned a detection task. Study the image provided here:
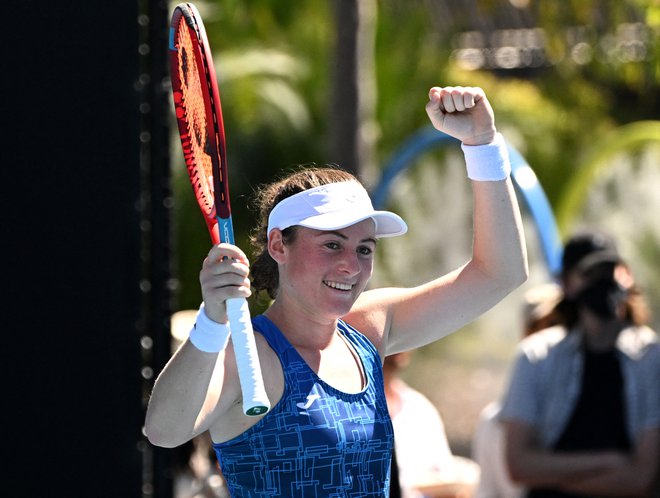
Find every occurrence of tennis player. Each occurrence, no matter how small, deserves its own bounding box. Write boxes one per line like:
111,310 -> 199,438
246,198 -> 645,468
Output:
145,86 -> 528,496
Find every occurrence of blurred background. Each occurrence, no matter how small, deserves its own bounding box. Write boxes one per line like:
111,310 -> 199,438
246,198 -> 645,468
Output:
169,0 -> 660,458
5,0 -> 659,496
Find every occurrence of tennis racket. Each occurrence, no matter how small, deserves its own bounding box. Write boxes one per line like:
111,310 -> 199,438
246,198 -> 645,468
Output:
169,3 -> 270,416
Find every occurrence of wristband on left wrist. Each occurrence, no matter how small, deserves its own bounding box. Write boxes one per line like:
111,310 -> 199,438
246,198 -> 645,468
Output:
461,132 -> 511,181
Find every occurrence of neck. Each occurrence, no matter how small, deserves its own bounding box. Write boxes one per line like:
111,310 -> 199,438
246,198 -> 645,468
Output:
264,298 -> 338,350
580,314 -> 625,352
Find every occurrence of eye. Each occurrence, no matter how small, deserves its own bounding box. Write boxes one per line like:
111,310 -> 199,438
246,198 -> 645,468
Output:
357,245 -> 374,256
324,241 -> 340,250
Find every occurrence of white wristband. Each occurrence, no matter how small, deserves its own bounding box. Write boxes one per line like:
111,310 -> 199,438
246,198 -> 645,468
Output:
188,303 -> 231,353
461,132 -> 511,181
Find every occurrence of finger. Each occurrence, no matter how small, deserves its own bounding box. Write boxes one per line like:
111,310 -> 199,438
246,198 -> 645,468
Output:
207,243 -> 250,265
202,276 -> 252,322
201,272 -> 252,300
457,87 -> 478,111
204,258 -> 250,279
426,87 -> 445,114
464,87 -> 484,109
450,88 -> 468,112
440,88 -> 457,113
428,86 -> 442,101
463,91 -> 475,109
203,277 -> 252,297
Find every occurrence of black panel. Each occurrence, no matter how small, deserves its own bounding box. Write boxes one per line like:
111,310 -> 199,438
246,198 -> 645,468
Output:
2,1 -> 170,496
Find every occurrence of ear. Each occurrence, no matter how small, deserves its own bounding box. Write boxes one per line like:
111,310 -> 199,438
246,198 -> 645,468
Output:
267,229 -> 287,264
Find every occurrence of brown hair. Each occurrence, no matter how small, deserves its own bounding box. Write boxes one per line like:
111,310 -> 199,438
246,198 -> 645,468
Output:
249,166 -> 358,299
554,284 -> 652,329
623,285 -> 651,326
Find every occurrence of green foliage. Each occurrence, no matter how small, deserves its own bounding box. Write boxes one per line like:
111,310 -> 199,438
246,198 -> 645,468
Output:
555,120 -> 660,233
169,0 -> 660,317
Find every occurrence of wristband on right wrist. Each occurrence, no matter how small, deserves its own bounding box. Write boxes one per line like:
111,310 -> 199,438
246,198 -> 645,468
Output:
188,303 -> 231,353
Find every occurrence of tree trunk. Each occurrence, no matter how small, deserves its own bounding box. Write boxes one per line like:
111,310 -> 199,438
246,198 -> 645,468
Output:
330,0 -> 378,184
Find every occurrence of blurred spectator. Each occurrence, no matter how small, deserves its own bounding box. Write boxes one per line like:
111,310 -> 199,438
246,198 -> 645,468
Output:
384,351 -> 480,498
172,434 -> 228,498
472,283 -> 562,498
519,283 -> 564,338
498,230 -> 660,497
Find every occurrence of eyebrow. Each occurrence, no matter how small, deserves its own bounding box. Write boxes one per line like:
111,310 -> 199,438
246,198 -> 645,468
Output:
318,230 -> 377,245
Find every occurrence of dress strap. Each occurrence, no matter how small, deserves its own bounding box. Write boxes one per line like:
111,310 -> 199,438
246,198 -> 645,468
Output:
251,314 -> 294,356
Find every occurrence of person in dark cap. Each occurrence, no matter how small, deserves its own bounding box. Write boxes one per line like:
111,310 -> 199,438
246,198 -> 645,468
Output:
549,230 -> 648,332
560,230 -> 618,274
498,229 -> 659,497
560,230 -> 621,297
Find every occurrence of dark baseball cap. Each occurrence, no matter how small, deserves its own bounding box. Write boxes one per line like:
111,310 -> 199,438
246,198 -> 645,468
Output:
560,230 -> 621,277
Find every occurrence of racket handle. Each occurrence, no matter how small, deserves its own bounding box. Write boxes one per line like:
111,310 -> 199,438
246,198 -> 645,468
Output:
226,297 -> 271,416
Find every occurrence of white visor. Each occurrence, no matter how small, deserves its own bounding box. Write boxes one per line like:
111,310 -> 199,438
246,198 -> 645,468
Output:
267,181 -> 407,238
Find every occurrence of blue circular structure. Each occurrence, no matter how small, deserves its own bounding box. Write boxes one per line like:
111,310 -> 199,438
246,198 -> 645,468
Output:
371,127 -> 562,276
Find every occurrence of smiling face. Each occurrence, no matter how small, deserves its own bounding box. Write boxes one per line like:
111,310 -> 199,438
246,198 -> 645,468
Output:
271,219 -> 377,323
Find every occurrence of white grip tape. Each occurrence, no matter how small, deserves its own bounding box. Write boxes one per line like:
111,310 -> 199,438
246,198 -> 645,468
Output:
226,297 -> 271,416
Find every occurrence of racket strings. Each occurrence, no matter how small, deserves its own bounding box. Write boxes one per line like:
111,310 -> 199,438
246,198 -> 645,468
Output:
193,26 -> 228,204
174,22 -> 215,215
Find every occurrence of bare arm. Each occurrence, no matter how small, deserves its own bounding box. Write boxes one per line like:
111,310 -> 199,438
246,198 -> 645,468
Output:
144,342 -> 238,447
502,419 -> 623,486
347,87 -> 527,354
502,419 -> 659,496
558,427 -> 660,496
144,244 -> 251,447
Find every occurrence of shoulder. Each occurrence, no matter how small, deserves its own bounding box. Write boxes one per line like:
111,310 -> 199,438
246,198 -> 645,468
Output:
344,288 -> 398,354
398,383 -> 438,413
516,325 -> 571,362
338,319 -> 383,363
617,325 -> 660,360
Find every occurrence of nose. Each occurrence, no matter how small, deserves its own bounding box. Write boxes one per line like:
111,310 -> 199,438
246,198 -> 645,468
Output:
338,251 -> 361,276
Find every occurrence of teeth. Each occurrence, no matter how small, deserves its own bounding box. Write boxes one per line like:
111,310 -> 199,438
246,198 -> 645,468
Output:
325,281 -> 353,291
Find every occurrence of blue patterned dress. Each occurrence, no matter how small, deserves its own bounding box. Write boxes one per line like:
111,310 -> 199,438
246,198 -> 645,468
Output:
212,315 -> 394,497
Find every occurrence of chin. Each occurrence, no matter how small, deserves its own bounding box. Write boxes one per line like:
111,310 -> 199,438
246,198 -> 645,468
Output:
333,300 -> 360,319
317,297 -> 355,319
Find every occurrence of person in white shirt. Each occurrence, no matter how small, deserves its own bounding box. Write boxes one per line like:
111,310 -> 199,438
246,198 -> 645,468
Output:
385,351 -> 480,498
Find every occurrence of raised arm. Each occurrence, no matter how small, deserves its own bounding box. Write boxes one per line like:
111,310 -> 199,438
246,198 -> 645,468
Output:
347,86 -> 528,355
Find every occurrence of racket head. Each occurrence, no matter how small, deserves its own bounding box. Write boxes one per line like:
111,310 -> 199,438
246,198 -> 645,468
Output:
168,4 -> 269,417
169,3 -> 232,245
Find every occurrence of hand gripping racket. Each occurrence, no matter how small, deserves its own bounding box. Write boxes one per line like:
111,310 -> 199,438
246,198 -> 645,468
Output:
169,3 -> 270,416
